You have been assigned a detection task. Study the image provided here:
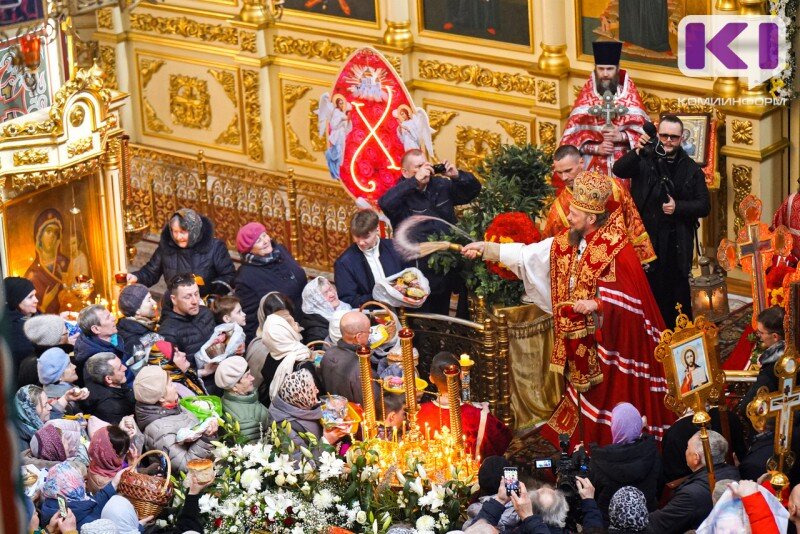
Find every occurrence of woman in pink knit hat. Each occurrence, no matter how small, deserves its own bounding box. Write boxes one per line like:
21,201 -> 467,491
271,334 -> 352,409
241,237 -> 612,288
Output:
233,222 -> 308,345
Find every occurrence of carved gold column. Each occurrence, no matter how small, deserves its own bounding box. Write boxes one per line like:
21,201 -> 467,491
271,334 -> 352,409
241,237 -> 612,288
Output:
712,0 -> 740,98
720,100 -> 789,290
536,0 -> 569,76
196,150 -> 210,216
286,169 -> 302,262
101,137 -> 126,280
383,0 -> 412,49
738,0 -> 771,102
399,327 -> 421,441
444,365 -> 464,451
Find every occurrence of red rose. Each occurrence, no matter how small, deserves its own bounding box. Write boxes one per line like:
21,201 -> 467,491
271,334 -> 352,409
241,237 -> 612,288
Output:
214,518 -> 223,528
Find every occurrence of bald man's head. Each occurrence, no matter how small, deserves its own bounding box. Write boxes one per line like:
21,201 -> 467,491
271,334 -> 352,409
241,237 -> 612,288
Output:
340,311 -> 371,344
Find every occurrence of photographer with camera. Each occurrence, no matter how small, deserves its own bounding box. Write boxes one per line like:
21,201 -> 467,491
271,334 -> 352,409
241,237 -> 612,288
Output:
612,115 -> 710,328
379,149 -> 482,315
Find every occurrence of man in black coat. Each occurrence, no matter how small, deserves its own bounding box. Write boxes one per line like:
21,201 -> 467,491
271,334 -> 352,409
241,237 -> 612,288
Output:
661,406 -> 746,482
82,352 -> 135,425
129,209 -> 235,297
158,275 -> 217,367
378,150 -> 481,315
612,115 -> 710,328
334,209 -> 407,309
647,430 -> 739,534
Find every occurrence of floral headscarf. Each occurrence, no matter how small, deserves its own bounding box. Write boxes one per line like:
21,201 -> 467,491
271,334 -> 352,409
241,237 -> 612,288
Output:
15,385 -> 45,444
301,277 -> 351,321
88,426 -> 124,479
45,419 -> 83,458
42,461 -> 87,502
30,425 -> 66,461
279,368 -> 318,410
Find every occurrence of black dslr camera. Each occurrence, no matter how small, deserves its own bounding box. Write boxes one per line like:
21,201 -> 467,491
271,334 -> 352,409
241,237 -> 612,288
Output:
432,163 -> 447,175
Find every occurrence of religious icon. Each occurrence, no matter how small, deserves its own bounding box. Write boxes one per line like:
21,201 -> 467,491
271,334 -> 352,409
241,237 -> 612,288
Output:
0,31 -> 51,121
674,340 -> 710,396
664,113 -> 711,166
316,94 -> 353,180
577,0 -> 712,69
420,0 -> 531,47
282,0 -> 377,23
5,181 -> 100,314
655,308 -> 725,416
392,105 -> 435,157
318,47 -> 419,207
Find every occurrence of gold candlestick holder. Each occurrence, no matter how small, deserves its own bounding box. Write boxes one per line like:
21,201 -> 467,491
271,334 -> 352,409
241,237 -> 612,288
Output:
444,364 -> 464,453
399,327 -> 421,441
357,344 -> 377,439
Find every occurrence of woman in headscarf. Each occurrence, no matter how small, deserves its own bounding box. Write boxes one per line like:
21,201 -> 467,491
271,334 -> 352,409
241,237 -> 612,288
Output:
608,486 -> 650,533
268,368 -> 347,452
257,295 -> 317,408
102,495 -> 152,533
300,276 -> 351,342
24,418 -> 89,471
128,208 -> 235,297
245,293 -> 282,391
15,385 -> 51,449
4,276 -> 38,378
39,461 -> 120,528
86,425 -> 130,494
587,402 -> 662,522
24,208 -> 70,314
233,222 -> 307,343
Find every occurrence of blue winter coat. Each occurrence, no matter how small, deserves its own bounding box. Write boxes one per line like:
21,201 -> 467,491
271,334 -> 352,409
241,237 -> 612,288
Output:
40,482 -> 116,529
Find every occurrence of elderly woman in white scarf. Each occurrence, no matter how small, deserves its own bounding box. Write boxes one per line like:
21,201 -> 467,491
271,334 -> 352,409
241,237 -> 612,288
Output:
257,294 -> 321,408
300,277 -> 352,342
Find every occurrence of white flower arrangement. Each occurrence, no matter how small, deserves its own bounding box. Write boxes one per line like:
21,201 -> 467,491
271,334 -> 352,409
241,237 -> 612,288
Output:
769,0 -> 798,100
196,421 -> 477,533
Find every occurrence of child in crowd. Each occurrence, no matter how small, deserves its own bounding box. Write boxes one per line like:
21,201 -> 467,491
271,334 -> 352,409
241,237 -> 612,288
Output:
417,351 -> 512,459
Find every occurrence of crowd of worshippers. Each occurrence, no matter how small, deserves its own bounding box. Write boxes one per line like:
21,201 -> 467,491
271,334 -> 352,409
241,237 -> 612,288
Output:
5,147 -> 800,533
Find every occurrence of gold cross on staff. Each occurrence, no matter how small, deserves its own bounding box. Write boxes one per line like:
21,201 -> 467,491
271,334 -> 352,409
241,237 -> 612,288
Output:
718,194 -> 793,328
746,276 -> 800,496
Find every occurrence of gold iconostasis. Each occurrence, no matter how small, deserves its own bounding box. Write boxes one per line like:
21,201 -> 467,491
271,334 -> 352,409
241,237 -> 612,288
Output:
0,0 -> 794,285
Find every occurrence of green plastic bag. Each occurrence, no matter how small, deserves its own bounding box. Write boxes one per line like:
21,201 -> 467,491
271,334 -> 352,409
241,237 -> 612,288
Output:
180,395 -> 223,422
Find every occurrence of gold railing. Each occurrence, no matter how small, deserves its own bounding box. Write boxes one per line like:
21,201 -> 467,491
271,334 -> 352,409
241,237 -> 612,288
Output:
128,145 -> 357,272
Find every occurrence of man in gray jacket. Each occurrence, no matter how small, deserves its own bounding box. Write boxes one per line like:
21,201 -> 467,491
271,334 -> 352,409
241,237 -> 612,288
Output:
320,311 -> 374,406
133,365 -> 217,473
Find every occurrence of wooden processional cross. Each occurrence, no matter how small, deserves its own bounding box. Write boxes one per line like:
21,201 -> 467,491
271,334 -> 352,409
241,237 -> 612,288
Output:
588,90 -> 628,126
718,194 -> 793,328
746,275 -> 800,495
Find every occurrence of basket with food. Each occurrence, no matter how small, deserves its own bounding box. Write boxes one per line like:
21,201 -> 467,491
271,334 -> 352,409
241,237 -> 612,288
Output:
372,268 -> 430,308
320,394 -> 361,434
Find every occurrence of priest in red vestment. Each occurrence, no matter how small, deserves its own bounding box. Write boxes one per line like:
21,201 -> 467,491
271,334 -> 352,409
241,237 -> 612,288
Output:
417,351 -> 512,459
543,144 -> 655,266
560,41 -> 647,180
462,170 -> 674,447
772,192 -> 800,262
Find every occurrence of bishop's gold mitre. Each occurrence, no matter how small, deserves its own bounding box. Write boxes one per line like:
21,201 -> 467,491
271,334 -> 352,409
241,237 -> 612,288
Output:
571,170 -> 612,214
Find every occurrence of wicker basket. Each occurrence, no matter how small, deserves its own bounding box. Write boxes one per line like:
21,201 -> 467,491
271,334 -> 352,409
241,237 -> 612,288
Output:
359,300 -> 398,339
117,449 -> 174,519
